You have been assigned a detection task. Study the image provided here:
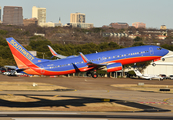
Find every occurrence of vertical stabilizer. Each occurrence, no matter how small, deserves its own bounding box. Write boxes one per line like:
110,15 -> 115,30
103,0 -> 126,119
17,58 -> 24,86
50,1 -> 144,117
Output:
6,37 -> 37,69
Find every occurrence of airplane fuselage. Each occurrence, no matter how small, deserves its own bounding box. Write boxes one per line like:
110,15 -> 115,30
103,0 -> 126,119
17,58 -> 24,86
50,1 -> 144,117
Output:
31,45 -> 168,75
6,37 -> 169,76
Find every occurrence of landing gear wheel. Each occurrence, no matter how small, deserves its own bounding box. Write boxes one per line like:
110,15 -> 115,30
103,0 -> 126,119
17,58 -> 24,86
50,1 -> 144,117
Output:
92,73 -> 98,78
152,63 -> 156,66
92,69 -> 98,78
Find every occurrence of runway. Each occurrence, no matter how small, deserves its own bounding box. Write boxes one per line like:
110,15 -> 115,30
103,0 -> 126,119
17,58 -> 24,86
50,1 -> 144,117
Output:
0,75 -> 173,119
0,111 -> 173,120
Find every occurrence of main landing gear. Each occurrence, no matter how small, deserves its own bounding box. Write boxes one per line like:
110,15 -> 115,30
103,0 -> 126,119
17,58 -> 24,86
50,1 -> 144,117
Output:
86,69 -> 98,78
92,69 -> 98,78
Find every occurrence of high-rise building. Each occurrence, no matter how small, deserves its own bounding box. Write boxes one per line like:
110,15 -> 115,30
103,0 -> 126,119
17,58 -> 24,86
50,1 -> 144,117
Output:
69,12 -> 93,28
70,12 -> 85,23
3,6 -> 23,25
32,6 -> 46,25
0,6 -> 1,23
132,22 -> 146,29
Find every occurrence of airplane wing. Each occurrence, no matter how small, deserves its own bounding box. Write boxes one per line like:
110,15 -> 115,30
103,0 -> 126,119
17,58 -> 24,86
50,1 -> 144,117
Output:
79,52 -> 107,68
151,62 -> 173,66
162,55 -> 173,59
47,45 -> 67,59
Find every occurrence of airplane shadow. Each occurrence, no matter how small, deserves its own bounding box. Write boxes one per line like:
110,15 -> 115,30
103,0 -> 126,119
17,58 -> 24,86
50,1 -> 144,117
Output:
0,94 -> 170,112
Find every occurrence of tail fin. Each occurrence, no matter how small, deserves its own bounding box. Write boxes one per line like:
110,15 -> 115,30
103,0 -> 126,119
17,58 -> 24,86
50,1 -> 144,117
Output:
6,37 -> 40,69
48,45 -> 58,56
134,69 -> 143,76
47,45 -> 67,59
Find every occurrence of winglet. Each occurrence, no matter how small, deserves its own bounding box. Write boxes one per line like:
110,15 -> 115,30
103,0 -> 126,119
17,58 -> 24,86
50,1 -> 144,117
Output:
79,52 -> 89,63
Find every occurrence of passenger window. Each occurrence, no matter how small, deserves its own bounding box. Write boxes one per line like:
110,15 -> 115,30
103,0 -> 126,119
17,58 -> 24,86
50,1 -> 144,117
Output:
157,48 -> 162,50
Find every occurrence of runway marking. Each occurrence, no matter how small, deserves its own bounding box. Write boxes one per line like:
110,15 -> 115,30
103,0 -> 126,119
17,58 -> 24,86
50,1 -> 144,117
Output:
138,102 -> 168,105
163,98 -> 173,102
0,112 -> 79,115
53,95 -> 59,97
12,118 -> 108,120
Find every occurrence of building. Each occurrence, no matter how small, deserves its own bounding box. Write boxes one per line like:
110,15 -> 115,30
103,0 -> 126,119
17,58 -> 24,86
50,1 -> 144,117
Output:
39,22 -> 55,27
3,6 -> 23,25
69,12 -> 93,28
23,18 -> 38,26
0,6 -> 1,23
160,25 -> 167,30
32,6 -> 46,25
70,12 -> 85,23
109,23 -> 129,29
144,51 -> 173,77
132,22 -> 146,29
65,23 -> 93,29
103,33 -> 128,38
55,17 -> 63,27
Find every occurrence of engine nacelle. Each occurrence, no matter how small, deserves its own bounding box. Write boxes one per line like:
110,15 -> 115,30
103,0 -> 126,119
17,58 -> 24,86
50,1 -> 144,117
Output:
106,63 -> 122,72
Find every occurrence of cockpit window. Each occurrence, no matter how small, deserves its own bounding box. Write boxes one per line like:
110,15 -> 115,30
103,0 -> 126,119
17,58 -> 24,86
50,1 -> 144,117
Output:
157,48 -> 162,50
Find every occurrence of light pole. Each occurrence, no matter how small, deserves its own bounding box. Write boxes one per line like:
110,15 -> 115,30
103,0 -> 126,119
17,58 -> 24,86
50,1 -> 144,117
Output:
42,53 -> 45,59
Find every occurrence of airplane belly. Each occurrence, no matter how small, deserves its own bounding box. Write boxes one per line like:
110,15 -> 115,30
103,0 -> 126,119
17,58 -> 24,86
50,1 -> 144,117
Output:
115,56 -> 161,65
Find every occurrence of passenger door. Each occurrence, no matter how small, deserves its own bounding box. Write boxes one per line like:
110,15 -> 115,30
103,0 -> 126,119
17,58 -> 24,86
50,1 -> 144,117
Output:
149,47 -> 154,55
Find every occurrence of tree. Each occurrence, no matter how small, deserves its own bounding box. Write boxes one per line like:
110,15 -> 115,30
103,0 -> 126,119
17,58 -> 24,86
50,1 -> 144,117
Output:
134,36 -> 142,42
132,42 -> 145,47
0,37 -> 8,46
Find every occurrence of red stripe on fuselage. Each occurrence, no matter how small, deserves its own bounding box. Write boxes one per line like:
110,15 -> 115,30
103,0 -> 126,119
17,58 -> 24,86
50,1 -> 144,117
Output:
30,56 -> 161,75
107,66 -> 122,72
104,56 -> 161,65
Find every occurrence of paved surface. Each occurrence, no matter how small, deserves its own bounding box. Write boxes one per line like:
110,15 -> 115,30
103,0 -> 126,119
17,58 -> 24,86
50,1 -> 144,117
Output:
0,75 -> 173,119
0,112 -> 173,120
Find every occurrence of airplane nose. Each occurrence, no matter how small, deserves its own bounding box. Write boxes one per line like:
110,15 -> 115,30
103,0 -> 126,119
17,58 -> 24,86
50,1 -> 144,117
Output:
163,48 -> 169,55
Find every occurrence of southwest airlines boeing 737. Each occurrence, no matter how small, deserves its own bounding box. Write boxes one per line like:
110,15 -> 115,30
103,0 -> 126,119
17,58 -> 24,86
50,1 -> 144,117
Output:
6,37 -> 169,78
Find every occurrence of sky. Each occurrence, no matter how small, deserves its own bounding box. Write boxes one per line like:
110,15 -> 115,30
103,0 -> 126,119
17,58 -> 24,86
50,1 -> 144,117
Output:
1,0 -> 173,29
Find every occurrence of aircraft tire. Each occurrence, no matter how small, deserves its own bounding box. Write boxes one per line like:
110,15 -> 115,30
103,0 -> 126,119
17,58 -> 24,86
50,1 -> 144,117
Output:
152,63 -> 156,66
92,73 -> 98,78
